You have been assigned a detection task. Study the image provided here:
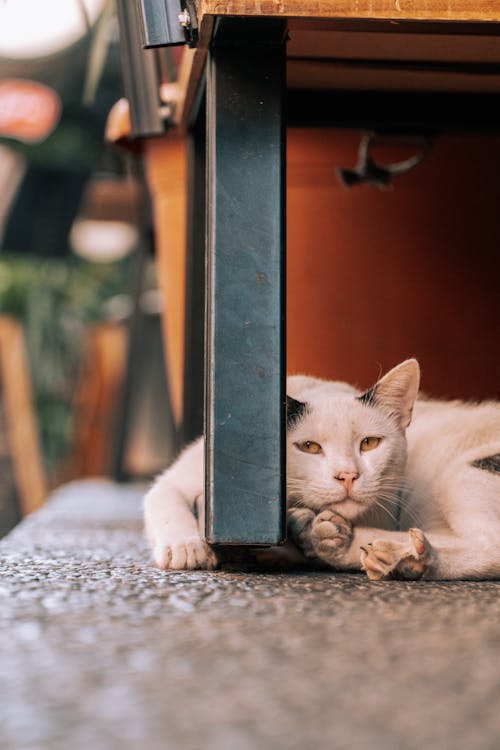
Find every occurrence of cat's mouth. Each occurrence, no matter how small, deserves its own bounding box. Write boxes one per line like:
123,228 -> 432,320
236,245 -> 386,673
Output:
334,489 -> 364,504
336,495 -> 363,505
330,497 -> 366,520
297,493 -> 366,513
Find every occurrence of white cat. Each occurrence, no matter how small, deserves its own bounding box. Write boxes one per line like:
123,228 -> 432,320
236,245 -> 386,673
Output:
143,360 -> 500,580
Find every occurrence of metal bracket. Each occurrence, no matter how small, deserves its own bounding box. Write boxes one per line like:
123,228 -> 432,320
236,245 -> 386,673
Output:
116,0 -> 165,138
336,132 -> 433,189
138,0 -> 198,48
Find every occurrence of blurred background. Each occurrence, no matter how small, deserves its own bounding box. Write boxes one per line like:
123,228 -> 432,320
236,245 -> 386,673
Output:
0,0 -> 175,536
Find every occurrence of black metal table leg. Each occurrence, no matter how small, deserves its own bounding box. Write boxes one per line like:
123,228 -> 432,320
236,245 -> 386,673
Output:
205,19 -> 287,545
182,105 -> 206,445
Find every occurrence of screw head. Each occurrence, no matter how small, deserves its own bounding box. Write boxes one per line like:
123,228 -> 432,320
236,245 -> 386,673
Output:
178,10 -> 190,27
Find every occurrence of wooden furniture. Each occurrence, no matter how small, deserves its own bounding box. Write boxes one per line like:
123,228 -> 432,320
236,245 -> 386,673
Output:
66,323 -> 127,480
178,2 -> 500,128
114,1 -> 500,547
0,316 -> 46,517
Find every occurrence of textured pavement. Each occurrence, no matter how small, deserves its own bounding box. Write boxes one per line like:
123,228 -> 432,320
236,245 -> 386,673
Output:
1,479 -> 499,750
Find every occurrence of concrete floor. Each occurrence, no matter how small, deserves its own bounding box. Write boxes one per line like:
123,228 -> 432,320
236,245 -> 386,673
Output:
1,480 -> 499,750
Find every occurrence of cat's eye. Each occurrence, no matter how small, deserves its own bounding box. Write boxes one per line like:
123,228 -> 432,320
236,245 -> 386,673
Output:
360,436 -> 381,452
296,440 -> 323,455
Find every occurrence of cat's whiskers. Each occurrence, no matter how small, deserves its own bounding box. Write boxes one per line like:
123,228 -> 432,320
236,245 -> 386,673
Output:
287,478 -> 335,495
376,490 -> 421,526
380,473 -> 412,491
371,497 -> 399,525
287,475 -> 421,524
287,477 -> 348,507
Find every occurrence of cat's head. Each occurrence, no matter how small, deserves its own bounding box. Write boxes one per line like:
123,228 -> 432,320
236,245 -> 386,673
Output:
286,359 -> 420,521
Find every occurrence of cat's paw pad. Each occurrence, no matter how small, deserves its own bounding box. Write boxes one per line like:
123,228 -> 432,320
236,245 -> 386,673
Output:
360,528 -> 431,581
310,509 -> 353,563
154,536 -> 219,571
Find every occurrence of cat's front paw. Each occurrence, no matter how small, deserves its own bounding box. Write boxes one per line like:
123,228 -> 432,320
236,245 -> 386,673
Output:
288,506 -> 353,565
309,509 -> 353,565
154,536 -> 219,571
360,528 -> 432,581
287,506 -> 317,557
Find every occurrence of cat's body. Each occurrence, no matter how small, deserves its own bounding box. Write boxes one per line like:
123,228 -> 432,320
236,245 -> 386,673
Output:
143,360 -> 500,580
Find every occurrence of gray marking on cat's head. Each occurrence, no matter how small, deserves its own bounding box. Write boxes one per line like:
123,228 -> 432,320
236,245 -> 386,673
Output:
286,396 -> 308,430
357,386 -> 377,408
471,453 -> 500,475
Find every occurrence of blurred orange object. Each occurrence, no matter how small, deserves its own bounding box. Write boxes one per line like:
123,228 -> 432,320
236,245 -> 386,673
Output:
0,78 -> 61,144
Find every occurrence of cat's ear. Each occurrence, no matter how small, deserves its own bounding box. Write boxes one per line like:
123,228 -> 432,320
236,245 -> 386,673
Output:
359,359 -> 420,428
287,396 -> 308,430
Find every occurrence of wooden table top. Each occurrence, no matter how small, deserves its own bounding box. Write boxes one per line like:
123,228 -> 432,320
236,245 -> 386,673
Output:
194,1 -> 500,24
173,2 -> 500,127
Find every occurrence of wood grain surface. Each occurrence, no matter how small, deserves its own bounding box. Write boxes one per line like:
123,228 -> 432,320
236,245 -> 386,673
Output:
194,1 -> 500,23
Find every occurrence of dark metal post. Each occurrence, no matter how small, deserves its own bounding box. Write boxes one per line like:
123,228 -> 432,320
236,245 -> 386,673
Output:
205,20 -> 287,545
182,102 -> 206,444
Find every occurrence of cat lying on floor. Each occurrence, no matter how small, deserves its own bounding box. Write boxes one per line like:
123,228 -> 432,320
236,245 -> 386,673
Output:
143,359 -> 500,580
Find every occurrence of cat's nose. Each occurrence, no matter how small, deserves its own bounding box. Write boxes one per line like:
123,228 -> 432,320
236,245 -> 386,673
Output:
335,471 -> 359,494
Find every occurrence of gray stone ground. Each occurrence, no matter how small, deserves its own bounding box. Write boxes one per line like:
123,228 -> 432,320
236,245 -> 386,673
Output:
1,479 -> 499,750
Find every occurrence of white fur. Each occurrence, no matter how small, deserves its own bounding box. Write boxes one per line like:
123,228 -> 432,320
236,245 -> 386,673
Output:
399,397 -> 500,578
144,359 -> 500,579
143,438 -> 217,570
